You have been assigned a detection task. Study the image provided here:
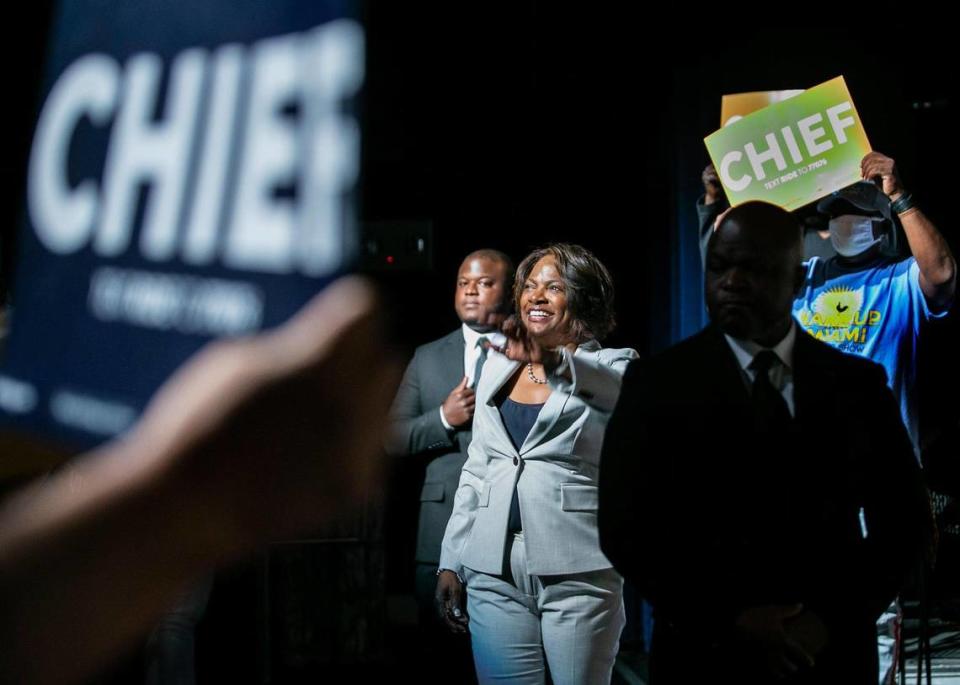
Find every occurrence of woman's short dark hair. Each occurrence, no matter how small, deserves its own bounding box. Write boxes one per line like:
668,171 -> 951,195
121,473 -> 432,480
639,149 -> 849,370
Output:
513,243 -> 617,343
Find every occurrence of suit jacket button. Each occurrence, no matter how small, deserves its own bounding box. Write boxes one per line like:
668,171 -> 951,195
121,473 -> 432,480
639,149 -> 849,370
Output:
513,457 -> 519,466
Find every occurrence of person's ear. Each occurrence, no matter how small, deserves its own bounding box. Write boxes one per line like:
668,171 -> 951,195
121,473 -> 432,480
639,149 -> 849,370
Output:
714,206 -> 733,232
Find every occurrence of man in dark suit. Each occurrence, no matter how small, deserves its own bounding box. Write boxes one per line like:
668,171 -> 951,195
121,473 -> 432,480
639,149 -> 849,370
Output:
599,202 -> 928,684
385,250 -> 513,631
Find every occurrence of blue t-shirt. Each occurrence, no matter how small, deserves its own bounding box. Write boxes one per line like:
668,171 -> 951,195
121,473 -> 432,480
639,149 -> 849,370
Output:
792,256 -> 945,451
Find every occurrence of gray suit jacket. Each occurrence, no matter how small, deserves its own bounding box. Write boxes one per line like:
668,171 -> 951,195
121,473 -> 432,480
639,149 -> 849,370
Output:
439,341 -> 638,577
386,328 -> 472,565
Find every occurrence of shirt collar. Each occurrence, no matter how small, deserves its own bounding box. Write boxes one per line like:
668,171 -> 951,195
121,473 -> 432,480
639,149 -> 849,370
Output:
462,323 -> 505,349
723,321 -> 796,374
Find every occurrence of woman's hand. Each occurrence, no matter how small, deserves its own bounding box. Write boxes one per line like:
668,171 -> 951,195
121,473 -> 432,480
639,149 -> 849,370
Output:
435,570 -> 469,633
489,316 -> 567,370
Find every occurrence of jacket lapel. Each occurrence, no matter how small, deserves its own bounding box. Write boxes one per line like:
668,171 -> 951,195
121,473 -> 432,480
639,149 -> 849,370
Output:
701,324 -> 752,409
482,352 -> 523,454
791,327 -> 837,428
518,340 -> 598,455
443,328 -> 466,378
518,384 -> 570,455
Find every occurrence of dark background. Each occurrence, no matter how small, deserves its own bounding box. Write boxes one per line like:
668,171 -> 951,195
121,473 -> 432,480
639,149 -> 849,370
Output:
4,8 -> 955,365
2,4 -> 957,682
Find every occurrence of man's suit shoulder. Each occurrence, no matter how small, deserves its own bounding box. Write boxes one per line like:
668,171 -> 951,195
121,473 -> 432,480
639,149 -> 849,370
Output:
415,328 -> 462,354
620,327 -> 891,408
796,329 -> 890,386
622,327 -> 717,383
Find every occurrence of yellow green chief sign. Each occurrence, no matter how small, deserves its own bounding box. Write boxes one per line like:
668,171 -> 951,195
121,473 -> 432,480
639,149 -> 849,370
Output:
704,76 -> 871,211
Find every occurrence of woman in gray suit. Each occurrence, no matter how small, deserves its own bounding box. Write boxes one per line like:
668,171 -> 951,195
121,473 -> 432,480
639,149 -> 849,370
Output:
435,244 -> 637,685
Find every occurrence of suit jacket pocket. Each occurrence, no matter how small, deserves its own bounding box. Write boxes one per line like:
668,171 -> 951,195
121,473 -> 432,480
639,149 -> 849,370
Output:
478,481 -> 490,507
560,483 -> 598,512
420,482 -> 445,503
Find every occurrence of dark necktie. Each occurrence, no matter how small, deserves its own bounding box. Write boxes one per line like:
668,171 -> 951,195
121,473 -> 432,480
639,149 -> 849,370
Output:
472,337 -> 488,388
750,350 -> 792,432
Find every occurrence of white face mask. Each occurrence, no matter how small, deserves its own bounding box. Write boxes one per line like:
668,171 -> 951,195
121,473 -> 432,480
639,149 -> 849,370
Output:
828,214 -> 884,257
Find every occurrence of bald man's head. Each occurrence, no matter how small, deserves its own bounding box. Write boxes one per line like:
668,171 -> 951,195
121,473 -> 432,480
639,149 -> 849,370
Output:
705,202 -> 805,346
713,202 -> 803,263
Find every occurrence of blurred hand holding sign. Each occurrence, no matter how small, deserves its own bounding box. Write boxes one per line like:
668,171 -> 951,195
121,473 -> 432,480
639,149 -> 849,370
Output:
705,76 -> 871,211
0,0 -> 363,464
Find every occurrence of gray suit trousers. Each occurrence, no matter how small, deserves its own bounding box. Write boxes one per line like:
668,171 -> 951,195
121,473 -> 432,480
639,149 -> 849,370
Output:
464,533 -> 624,685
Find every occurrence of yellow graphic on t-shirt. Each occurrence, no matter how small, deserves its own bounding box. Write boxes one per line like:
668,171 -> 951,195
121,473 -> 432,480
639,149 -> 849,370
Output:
811,286 -> 863,327
796,284 -> 882,351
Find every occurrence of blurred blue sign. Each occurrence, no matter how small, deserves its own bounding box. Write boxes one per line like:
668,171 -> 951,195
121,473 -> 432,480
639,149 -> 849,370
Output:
0,0 -> 363,448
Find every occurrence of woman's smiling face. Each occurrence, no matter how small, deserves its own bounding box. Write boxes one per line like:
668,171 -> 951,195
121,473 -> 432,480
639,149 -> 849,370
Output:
519,255 -> 574,348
